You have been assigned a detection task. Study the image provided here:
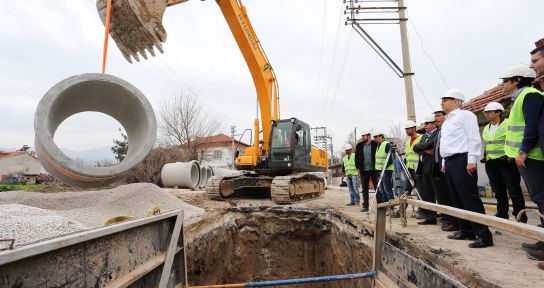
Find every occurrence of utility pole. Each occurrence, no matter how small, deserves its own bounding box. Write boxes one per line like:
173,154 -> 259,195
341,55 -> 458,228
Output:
398,0 -> 416,121
346,0 -> 416,121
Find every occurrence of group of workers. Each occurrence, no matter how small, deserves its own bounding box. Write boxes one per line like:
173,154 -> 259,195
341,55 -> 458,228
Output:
342,38 -> 544,268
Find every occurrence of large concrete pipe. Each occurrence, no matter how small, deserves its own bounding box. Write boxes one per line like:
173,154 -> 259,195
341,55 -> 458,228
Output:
34,73 -> 157,187
160,161 -> 200,189
198,166 -> 208,188
205,166 -> 213,182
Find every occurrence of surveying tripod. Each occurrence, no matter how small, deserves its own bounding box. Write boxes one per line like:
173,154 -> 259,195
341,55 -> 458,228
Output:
367,144 -> 421,218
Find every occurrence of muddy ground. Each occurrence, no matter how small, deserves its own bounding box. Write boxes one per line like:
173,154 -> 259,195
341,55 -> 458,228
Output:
171,186 -> 544,288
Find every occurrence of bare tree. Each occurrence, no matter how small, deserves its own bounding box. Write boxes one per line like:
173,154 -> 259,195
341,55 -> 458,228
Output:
158,90 -> 222,161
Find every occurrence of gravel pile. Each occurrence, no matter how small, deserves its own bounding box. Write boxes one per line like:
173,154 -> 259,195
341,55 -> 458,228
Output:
0,204 -> 87,249
0,183 -> 205,231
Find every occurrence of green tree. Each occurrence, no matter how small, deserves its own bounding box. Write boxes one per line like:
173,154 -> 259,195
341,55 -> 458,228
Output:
112,128 -> 128,162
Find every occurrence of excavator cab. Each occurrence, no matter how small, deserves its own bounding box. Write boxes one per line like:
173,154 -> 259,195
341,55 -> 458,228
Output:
268,118 -> 313,172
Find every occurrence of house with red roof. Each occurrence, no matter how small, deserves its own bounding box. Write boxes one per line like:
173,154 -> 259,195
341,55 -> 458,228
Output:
194,134 -> 250,169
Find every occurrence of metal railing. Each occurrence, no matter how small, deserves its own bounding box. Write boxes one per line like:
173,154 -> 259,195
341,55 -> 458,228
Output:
372,197 -> 544,287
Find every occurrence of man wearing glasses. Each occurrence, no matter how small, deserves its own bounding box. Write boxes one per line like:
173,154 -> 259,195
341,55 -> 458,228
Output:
500,62 -> 544,263
440,89 -> 493,248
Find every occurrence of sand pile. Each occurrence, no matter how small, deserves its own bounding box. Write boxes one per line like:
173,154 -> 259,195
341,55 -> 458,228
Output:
0,183 -> 205,230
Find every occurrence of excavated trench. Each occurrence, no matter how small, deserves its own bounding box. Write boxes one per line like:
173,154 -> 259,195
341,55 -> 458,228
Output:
185,207 -> 375,288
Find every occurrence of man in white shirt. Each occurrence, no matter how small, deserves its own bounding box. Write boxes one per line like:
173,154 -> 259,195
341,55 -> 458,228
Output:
440,89 -> 493,248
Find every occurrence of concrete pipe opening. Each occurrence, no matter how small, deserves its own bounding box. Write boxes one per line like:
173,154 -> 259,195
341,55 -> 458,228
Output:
160,161 -> 200,189
199,166 -> 208,188
34,73 -> 157,188
205,166 -> 213,181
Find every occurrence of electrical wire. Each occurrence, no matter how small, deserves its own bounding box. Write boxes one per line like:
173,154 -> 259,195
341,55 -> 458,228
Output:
408,19 -> 450,90
312,0 -> 328,115
326,30 -> 353,122
323,1 -> 348,116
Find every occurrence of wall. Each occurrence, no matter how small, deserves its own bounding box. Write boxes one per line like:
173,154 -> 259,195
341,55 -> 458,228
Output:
0,154 -> 41,175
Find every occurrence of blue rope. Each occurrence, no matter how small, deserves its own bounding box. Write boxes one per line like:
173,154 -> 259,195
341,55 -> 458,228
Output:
245,272 -> 376,287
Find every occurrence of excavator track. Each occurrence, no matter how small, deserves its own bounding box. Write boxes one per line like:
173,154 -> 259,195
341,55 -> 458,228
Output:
206,172 -> 325,204
271,173 -> 325,205
205,176 -> 225,201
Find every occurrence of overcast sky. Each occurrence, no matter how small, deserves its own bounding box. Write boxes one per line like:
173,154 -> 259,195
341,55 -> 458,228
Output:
0,0 -> 542,154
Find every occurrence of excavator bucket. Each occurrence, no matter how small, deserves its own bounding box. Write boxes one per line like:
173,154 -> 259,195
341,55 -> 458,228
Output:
96,0 -> 170,63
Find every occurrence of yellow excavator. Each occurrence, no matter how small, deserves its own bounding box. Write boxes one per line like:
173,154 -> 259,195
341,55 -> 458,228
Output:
97,0 -> 328,204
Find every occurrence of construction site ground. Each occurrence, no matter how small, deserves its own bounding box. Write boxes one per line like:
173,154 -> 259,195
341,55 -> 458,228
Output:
1,183 -> 543,287
172,185 -> 544,288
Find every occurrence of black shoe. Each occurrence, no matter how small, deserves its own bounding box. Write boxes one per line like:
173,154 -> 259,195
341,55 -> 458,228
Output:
417,218 -> 437,225
468,237 -> 493,248
495,213 -> 509,220
516,214 -> 528,223
346,202 -> 356,206
360,207 -> 369,212
447,231 -> 476,240
522,241 -> 544,251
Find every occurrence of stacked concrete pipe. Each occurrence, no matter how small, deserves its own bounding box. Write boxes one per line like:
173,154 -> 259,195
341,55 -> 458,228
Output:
160,161 -> 201,189
34,73 -> 156,187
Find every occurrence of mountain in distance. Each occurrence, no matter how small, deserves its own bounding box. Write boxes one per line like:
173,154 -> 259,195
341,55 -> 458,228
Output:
1,146 -> 115,164
61,147 -> 116,164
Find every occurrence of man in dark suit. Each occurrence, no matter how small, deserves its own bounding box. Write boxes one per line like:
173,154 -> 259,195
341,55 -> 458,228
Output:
355,131 -> 378,212
413,115 -> 440,225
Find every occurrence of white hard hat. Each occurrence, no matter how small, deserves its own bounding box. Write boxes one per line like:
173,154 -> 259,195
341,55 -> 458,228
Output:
344,144 -> 352,151
500,64 -> 536,79
484,101 -> 504,112
404,120 -> 417,129
433,105 -> 444,114
424,115 -> 436,123
360,130 -> 371,136
373,130 -> 385,137
441,89 -> 465,102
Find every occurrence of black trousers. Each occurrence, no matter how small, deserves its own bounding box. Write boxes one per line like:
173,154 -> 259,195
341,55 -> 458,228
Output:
361,170 -> 378,208
419,170 -> 438,219
518,158 -> 544,225
435,173 -> 456,225
444,154 -> 492,240
485,159 -> 526,219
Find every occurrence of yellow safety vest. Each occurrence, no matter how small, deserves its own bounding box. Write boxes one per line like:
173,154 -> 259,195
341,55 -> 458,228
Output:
343,154 -> 358,176
505,87 -> 544,160
482,119 -> 508,160
375,141 -> 393,171
404,135 -> 422,169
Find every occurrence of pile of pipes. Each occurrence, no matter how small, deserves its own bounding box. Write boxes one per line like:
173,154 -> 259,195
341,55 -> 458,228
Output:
160,161 -> 239,190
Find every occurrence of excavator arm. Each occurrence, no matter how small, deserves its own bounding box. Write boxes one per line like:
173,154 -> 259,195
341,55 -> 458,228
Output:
97,0 -> 279,166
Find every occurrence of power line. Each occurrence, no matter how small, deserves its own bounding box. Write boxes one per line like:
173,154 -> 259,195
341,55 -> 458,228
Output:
323,1 -> 349,117
412,75 -> 434,111
408,18 -> 450,90
326,30 -> 354,122
313,0 -> 327,115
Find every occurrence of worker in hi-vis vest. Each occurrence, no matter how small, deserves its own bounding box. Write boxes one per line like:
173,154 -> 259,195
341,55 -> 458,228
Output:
481,102 -> 526,223
342,144 -> 360,206
373,131 -> 394,203
500,63 -> 544,261
403,120 -> 421,192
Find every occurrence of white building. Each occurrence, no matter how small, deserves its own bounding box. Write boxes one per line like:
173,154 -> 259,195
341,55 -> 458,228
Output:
195,134 -> 250,169
0,151 -> 41,176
